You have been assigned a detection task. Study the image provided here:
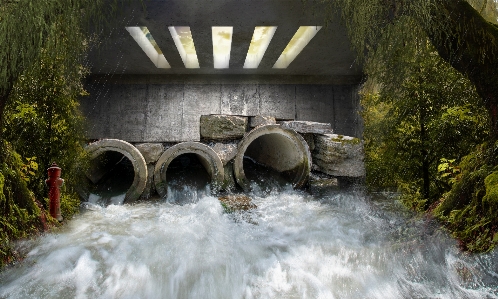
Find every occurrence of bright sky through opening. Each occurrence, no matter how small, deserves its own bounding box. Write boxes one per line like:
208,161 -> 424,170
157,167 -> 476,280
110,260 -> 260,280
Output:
212,27 -> 233,68
168,26 -> 200,68
125,26 -> 170,68
273,26 -> 322,69
243,26 -> 277,68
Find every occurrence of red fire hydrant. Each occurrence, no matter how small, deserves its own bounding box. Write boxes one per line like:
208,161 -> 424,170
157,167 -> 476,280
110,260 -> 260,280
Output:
46,162 -> 64,222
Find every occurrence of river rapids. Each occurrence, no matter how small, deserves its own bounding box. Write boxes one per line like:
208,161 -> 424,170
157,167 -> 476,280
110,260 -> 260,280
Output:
1,188 -> 498,298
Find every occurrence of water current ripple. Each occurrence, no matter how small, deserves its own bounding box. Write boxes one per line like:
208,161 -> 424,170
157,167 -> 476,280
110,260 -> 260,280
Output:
1,190 -> 497,299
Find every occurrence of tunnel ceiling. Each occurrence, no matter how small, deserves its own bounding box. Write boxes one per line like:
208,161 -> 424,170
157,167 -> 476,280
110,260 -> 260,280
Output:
87,0 -> 362,81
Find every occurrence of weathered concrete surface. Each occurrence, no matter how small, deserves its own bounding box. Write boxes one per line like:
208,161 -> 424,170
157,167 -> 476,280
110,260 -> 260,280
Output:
211,143 -> 238,165
312,134 -> 365,178
218,194 -> 257,212
200,115 -> 248,140
135,143 -> 163,164
82,139 -> 148,203
250,115 -> 276,128
280,121 -> 333,134
154,142 -> 224,197
140,164 -> 156,200
234,125 -> 311,191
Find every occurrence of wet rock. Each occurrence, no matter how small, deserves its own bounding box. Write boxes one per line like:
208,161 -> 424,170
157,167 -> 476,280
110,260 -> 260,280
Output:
211,143 -> 238,165
312,134 -> 365,177
309,172 -> 340,195
250,115 -> 276,128
280,121 -> 333,134
200,115 -> 248,140
135,143 -> 163,164
218,194 -> 257,212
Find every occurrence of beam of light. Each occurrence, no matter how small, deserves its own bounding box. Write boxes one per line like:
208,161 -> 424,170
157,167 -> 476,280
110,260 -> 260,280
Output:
273,26 -> 322,69
168,26 -> 200,68
212,27 -> 233,69
125,26 -> 170,68
243,26 -> 277,69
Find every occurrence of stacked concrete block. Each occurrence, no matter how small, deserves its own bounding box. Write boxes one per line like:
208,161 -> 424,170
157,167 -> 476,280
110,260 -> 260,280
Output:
249,115 -> 276,128
280,121 -> 333,134
200,115 -> 248,140
312,134 -> 365,178
135,143 -> 164,200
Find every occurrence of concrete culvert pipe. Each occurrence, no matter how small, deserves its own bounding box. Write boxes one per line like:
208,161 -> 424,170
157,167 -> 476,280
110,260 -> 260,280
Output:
80,139 -> 148,204
154,142 -> 224,198
234,125 -> 311,191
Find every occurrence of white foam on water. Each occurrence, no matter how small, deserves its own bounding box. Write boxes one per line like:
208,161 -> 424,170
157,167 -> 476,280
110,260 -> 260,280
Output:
1,190 -> 498,299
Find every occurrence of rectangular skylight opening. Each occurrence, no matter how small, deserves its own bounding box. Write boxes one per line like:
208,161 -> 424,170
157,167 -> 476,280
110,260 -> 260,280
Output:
212,27 -> 233,69
125,26 -> 170,68
168,26 -> 200,68
273,26 -> 322,69
244,26 -> 277,69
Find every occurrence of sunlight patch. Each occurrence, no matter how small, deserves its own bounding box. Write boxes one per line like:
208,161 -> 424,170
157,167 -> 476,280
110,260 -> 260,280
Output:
243,26 -> 277,69
125,26 -> 170,68
212,27 -> 233,69
168,26 -> 200,68
273,26 -> 322,69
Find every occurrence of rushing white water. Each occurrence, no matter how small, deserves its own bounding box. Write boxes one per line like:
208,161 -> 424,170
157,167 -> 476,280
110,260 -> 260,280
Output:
1,189 -> 498,299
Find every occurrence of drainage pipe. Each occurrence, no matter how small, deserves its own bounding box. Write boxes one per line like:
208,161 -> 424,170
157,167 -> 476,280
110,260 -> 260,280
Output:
81,139 -> 148,203
233,125 -> 311,191
154,142 -> 224,198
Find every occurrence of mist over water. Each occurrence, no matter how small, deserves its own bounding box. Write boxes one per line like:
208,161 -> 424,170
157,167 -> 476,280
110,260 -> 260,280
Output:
1,188 -> 498,298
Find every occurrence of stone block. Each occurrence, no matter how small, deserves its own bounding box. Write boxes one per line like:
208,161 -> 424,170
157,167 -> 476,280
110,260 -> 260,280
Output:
250,115 -> 276,128
135,143 -> 164,164
280,121 -> 333,134
200,115 -> 248,140
140,164 -> 156,200
211,143 -> 238,165
312,134 -> 365,177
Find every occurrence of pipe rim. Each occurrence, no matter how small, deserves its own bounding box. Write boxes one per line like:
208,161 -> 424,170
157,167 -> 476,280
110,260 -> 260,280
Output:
234,125 -> 311,191
154,142 -> 224,198
82,139 -> 148,204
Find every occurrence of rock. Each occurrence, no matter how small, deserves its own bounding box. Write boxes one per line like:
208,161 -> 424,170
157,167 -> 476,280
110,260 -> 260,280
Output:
312,134 -> 365,177
250,115 -> 276,128
135,143 -> 163,164
280,121 -> 333,134
218,194 -> 257,212
309,173 -> 340,196
211,143 -> 238,165
200,115 -> 248,140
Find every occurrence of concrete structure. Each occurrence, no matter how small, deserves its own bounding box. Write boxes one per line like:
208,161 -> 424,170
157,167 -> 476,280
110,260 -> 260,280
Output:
154,142 -> 225,197
82,139 -> 148,203
79,0 -> 366,202
233,125 -> 311,191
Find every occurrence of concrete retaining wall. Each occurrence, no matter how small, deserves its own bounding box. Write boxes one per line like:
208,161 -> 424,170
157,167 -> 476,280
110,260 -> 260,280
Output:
81,78 -> 362,142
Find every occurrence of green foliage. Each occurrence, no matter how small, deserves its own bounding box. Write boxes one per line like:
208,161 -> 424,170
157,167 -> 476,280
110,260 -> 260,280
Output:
433,143 -> 498,252
0,141 -> 44,268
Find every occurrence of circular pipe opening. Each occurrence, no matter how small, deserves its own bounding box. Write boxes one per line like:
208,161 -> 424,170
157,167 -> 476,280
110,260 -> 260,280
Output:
234,125 -> 311,191
80,139 -> 148,204
154,142 -> 224,200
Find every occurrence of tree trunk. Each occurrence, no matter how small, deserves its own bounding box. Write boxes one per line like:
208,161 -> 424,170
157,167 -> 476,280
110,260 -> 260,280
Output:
0,86 -> 13,145
421,0 -> 498,139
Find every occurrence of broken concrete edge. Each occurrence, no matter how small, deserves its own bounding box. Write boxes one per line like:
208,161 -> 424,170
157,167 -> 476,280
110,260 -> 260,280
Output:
233,124 -> 312,192
280,121 -> 333,134
249,115 -> 276,128
82,139 -> 148,204
153,142 -> 225,198
134,143 -> 164,164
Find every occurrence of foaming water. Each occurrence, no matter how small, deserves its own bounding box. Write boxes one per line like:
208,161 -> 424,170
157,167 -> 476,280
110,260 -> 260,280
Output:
1,190 -> 498,299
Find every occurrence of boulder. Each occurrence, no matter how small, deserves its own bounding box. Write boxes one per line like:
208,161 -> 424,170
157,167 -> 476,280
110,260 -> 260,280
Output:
211,143 -> 238,165
135,143 -> 163,164
200,115 -> 248,140
250,115 -> 276,128
312,134 -> 365,177
280,121 -> 333,134
218,194 -> 257,213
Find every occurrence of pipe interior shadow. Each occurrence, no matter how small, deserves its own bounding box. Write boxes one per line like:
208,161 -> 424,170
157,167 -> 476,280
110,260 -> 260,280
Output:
86,150 -> 135,205
165,153 -> 210,204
